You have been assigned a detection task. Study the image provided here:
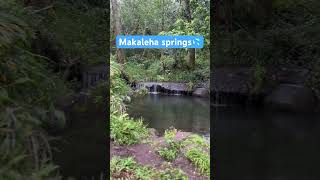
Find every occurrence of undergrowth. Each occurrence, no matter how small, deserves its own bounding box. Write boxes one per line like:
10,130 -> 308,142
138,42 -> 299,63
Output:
124,54 -> 209,84
110,57 -> 149,145
110,156 -> 188,180
110,114 -> 148,145
185,148 -> 210,178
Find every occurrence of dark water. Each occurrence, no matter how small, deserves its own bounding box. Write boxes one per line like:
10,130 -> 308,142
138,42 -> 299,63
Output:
214,106 -> 320,180
52,101 -> 106,180
127,94 -> 210,136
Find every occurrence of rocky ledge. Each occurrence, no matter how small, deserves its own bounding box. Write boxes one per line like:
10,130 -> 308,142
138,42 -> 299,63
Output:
135,82 -> 209,97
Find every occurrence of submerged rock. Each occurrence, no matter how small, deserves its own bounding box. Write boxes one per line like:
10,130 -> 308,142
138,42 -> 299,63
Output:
264,84 -> 317,112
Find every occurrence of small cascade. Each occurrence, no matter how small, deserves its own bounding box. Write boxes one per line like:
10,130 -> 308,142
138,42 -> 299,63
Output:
149,85 -> 159,95
135,82 -> 191,96
212,86 -> 249,107
173,90 -> 182,96
212,88 -> 228,107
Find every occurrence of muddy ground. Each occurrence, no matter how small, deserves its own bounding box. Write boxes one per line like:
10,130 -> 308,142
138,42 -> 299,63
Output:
110,130 -> 209,180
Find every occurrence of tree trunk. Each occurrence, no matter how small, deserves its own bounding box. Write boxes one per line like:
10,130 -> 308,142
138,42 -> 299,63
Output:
184,0 -> 195,69
111,0 -> 125,65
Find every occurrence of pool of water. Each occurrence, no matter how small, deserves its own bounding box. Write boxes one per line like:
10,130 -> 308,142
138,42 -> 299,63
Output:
214,106 -> 320,180
127,94 -> 210,136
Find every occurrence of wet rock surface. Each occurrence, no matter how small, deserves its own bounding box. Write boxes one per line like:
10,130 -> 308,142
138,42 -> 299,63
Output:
193,88 -> 209,97
136,82 -> 192,94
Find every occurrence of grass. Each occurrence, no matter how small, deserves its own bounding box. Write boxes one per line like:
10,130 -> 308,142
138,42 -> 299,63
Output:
182,134 -> 209,149
185,148 -> 210,178
158,145 -> 179,161
158,128 -> 180,161
181,134 -> 210,177
110,156 -> 188,180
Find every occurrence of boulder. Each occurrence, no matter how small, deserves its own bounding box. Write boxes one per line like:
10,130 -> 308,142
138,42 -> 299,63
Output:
192,88 -> 209,97
264,84 -> 316,112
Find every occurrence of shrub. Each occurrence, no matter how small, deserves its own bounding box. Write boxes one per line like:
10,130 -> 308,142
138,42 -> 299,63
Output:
110,114 -> 149,145
110,156 -> 188,180
158,128 -> 180,161
182,134 -> 209,149
158,146 -> 179,161
185,148 -> 210,178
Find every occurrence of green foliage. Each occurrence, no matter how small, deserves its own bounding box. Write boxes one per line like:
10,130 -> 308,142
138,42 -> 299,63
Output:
158,146 -> 179,161
132,87 -> 148,97
40,0 -> 109,65
164,128 -> 177,141
214,0 -> 320,68
158,128 -> 180,161
110,58 -> 149,145
110,156 -> 136,176
0,11 -> 32,55
118,0 -> 210,85
159,0 -> 210,44
0,5 -> 69,179
185,148 -> 210,178
124,54 -> 209,84
110,156 -> 188,180
182,134 -> 209,149
110,56 -> 131,114
110,113 -> 148,145
158,165 -> 188,180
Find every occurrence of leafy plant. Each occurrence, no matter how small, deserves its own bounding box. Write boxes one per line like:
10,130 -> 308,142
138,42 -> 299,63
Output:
110,156 -> 188,180
164,128 -> 177,141
185,148 -> 210,178
110,113 -> 148,145
182,134 -> 209,149
158,146 -> 179,161
158,128 -> 180,161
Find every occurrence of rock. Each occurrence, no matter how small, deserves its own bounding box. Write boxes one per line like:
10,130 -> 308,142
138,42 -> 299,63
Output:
173,131 -> 192,141
273,67 -> 309,84
212,67 -> 251,94
264,84 -> 317,112
148,128 -> 159,137
136,82 -> 192,94
192,88 -> 209,97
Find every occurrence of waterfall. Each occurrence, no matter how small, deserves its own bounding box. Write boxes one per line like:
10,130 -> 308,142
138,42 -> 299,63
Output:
149,85 -> 159,95
173,90 -> 182,96
212,87 -> 228,107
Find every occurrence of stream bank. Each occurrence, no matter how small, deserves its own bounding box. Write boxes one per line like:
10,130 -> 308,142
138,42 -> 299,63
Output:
211,66 -> 318,112
110,128 -> 209,180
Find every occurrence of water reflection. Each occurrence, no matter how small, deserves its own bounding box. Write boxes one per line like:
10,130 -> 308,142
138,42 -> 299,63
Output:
127,94 -> 210,135
214,106 -> 320,180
